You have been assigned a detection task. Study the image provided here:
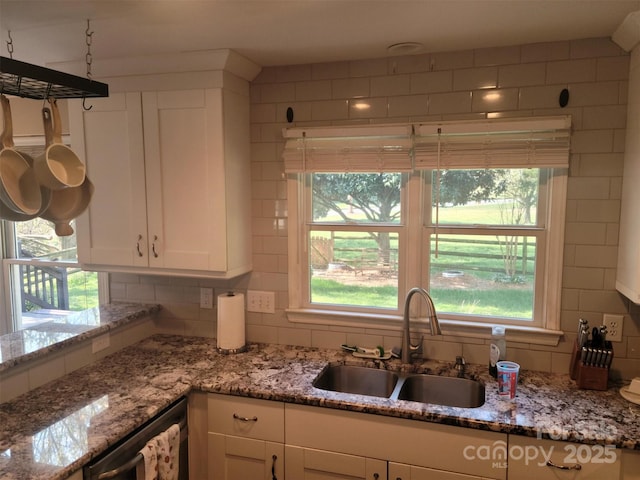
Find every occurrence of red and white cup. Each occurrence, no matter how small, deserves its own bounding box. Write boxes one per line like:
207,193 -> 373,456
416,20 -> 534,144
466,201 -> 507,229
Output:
497,361 -> 520,400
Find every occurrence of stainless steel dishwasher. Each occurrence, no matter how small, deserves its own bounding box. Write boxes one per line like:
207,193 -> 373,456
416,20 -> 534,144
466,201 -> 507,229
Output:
83,397 -> 189,480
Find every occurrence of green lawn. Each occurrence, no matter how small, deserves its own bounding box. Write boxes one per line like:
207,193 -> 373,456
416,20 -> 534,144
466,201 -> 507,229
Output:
67,270 -> 99,310
310,200 -> 537,318
311,278 -> 398,309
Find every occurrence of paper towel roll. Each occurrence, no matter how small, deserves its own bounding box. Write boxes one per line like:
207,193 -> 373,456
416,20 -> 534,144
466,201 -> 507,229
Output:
217,292 -> 246,353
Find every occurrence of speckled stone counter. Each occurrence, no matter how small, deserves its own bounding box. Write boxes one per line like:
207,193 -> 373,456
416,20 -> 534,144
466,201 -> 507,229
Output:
0,335 -> 638,480
0,302 -> 161,372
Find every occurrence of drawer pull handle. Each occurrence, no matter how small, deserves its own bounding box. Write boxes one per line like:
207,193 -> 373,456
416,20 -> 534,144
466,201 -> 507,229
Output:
233,413 -> 258,422
152,235 -> 159,258
136,235 -> 143,257
271,454 -> 278,480
546,460 -> 582,471
373,474 -> 379,480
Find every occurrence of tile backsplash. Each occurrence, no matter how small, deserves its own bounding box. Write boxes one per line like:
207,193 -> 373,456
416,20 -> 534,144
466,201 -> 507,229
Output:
111,37 -> 640,380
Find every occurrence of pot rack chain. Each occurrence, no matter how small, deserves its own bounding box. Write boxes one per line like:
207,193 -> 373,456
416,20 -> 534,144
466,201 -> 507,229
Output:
6,31 -> 14,59
85,20 -> 93,80
83,19 -> 94,109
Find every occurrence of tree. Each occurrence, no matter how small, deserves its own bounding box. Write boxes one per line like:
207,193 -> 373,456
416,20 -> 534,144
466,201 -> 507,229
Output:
312,173 -> 400,266
495,169 -> 539,280
437,169 -> 505,206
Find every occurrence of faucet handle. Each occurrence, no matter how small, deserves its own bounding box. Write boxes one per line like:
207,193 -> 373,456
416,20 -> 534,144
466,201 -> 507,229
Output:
455,356 -> 466,377
409,336 -> 424,358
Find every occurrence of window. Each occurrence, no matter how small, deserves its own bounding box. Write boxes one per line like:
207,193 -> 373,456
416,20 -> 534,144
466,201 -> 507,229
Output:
1,217 -> 104,334
308,172 -> 404,310
285,117 -> 570,342
426,168 -> 548,324
0,139 -> 105,335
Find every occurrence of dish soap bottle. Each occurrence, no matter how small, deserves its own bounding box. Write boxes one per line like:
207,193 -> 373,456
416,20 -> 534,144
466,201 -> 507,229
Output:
489,326 -> 506,378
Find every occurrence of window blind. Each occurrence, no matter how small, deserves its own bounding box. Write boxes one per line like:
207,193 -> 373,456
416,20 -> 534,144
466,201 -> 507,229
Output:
282,124 -> 414,173
413,116 -> 571,169
282,116 -> 571,173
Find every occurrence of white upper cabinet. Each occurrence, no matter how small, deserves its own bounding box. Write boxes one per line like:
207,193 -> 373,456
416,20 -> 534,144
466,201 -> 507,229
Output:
68,50 -> 259,278
617,46 -> 640,303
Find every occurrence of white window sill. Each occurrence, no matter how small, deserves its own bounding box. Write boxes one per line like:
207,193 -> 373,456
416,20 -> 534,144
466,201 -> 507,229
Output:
286,308 -> 563,347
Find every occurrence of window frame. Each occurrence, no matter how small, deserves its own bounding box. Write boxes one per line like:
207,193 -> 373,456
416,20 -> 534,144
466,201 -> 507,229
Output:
285,118 -> 569,346
1,225 -> 110,332
0,134 -> 108,335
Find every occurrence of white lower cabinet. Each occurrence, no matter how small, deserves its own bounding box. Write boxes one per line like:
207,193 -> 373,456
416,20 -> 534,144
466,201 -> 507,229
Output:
622,448 -> 640,479
286,446 -> 387,480
285,403 -> 506,480
209,433 -> 284,480
507,435 -> 621,479
389,462 -> 494,479
207,394 -> 284,480
201,394 -> 633,480
67,470 -> 82,480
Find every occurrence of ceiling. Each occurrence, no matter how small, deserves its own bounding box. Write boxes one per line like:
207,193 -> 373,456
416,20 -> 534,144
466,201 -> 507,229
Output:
1,0 -> 639,70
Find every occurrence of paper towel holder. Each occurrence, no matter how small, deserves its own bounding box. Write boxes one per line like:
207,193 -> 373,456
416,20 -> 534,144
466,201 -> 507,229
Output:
216,291 -> 248,354
217,345 -> 248,354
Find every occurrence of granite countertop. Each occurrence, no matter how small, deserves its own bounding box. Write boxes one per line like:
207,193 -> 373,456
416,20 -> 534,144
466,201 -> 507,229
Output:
1,334 -> 639,480
0,302 -> 162,372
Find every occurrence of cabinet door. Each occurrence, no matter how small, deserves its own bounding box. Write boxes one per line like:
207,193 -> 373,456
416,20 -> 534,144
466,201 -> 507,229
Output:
285,404 -> 506,479
508,436 -> 621,479
209,433 -> 284,480
389,462 -> 494,479
70,93 -> 149,267
617,47 -> 640,303
285,445 -> 387,480
622,448 -> 640,480
142,89 -> 228,271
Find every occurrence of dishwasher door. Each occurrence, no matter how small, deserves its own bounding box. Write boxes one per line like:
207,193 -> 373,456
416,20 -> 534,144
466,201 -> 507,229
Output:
84,397 -> 189,480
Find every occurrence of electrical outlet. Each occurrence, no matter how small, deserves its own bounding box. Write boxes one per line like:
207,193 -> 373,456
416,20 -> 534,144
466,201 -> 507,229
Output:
603,314 -> 624,342
247,290 -> 276,313
92,333 -> 110,353
200,287 -> 214,309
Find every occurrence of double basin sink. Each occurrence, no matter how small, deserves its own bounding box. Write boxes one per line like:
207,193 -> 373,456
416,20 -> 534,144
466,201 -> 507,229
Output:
313,364 -> 485,408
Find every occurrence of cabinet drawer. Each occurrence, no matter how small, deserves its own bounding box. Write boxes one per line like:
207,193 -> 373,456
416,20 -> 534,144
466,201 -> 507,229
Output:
508,435 -> 621,479
285,404 -> 506,480
208,394 -> 284,442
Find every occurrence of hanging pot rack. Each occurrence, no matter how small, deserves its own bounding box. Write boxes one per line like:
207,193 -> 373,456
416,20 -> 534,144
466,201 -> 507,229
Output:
1,20 -> 108,101
0,55 -> 108,100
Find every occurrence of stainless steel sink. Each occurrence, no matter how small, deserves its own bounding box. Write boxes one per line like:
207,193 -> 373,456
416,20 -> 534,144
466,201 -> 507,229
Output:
396,374 -> 485,408
312,365 -> 399,397
312,364 -> 485,408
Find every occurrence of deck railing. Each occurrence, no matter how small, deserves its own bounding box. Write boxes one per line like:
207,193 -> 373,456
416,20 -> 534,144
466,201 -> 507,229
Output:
20,264 -> 69,311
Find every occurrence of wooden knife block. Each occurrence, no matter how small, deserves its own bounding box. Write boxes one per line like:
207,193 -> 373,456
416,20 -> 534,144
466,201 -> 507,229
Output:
569,339 -> 612,391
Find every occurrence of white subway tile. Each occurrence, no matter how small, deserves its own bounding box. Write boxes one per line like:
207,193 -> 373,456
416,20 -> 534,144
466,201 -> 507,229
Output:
411,70 -> 453,94
371,74 -> 411,96
296,80 -> 332,101
332,77 -> 370,98
453,67 -> 498,91
547,59 -> 597,84
475,46 -> 521,66
428,91 -> 472,114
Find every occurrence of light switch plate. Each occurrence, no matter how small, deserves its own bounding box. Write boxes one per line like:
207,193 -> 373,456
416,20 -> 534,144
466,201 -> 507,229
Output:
247,290 -> 275,313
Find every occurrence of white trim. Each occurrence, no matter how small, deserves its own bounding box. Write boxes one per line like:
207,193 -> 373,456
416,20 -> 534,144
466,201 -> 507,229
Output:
98,272 -> 110,304
286,308 -> 562,346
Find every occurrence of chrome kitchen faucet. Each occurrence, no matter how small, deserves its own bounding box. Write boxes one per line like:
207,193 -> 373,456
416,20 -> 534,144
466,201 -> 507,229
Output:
401,287 -> 442,363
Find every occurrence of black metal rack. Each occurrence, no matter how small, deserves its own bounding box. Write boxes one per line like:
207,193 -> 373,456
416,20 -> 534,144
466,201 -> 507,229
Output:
0,56 -> 108,100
